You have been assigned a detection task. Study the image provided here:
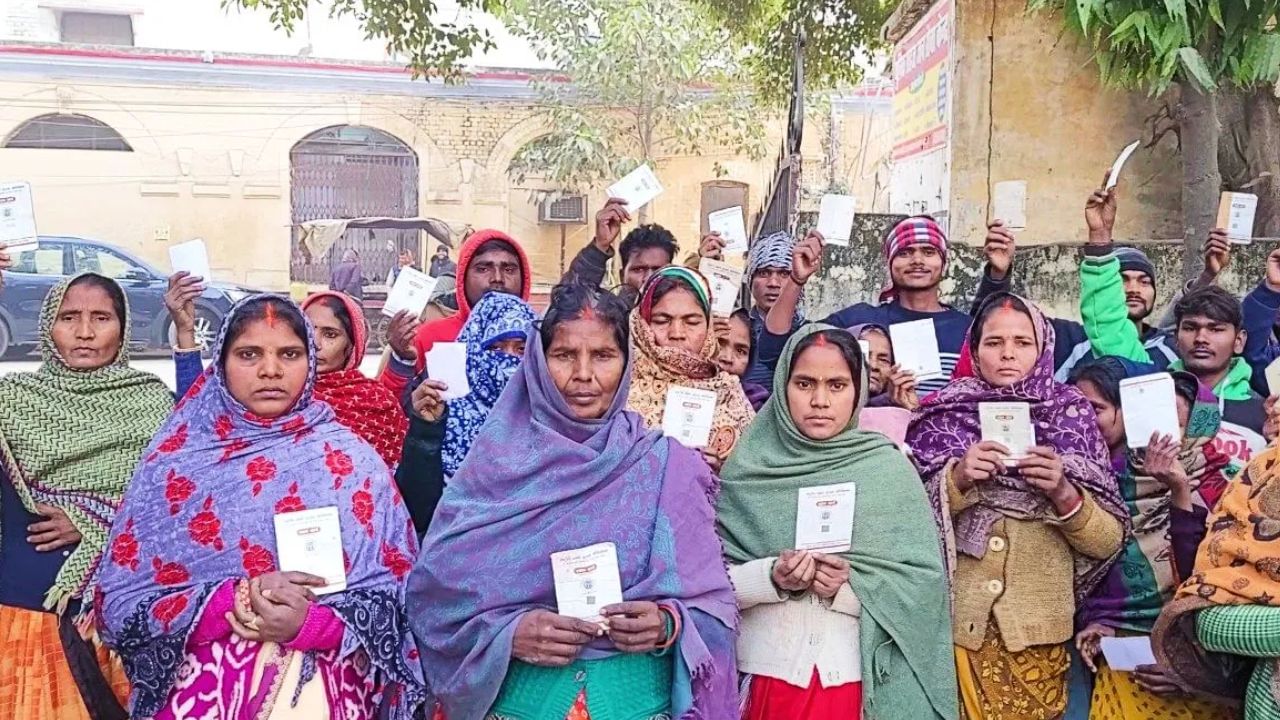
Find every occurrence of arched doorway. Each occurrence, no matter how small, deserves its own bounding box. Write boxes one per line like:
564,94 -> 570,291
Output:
289,125 -> 419,286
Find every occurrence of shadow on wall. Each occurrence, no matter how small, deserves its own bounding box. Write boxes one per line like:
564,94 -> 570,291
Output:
804,212 -> 1279,323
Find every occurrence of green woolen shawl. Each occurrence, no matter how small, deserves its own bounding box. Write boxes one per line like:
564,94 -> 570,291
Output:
0,273 -> 173,612
717,323 -> 958,720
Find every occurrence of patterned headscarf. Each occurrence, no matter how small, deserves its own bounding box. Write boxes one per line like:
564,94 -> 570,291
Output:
408,327 -> 739,720
441,292 -> 536,477
1077,358 -> 1230,633
1154,445 -> 1280,705
638,265 -> 711,320
906,292 -> 1127,600
747,231 -> 795,278
628,268 -> 755,463
879,215 -> 949,302
0,273 -> 173,612
97,295 -> 423,718
302,291 -> 407,467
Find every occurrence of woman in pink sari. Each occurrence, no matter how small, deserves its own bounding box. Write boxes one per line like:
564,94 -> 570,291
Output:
97,295 -> 423,719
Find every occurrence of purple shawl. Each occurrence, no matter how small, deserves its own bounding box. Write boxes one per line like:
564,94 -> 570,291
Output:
407,328 -> 739,720
96,295 -> 424,718
905,293 -> 1126,600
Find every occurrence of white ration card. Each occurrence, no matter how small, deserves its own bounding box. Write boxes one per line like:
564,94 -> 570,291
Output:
1119,373 -> 1181,449
979,402 -> 1035,462
551,542 -> 624,623
426,342 -> 471,401
382,265 -> 438,318
274,506 -> 347,595
794,482 -> 857,553
661,385 -> 718,449
889,319 -> 943,380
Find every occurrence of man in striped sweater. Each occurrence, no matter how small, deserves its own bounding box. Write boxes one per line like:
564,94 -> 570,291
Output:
756,215 -> 971,399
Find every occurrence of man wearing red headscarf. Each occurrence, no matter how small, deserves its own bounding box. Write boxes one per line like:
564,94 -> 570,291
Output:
380,229 -> 532,400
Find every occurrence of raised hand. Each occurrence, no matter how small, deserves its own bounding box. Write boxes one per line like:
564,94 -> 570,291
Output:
984,221 -> 1017,280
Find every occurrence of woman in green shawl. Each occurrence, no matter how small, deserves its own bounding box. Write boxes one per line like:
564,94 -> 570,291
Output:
0,273 -> 174,720
717,323 -> 957,720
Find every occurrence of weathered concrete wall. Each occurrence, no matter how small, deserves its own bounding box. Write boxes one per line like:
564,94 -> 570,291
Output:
804,213 -> 1278,324
945,0 -> 1183,248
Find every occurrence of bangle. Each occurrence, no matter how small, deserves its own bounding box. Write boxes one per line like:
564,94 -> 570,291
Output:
789,272 -> 806,286
1057,493 -> 1085,521
653,604 -> 679,651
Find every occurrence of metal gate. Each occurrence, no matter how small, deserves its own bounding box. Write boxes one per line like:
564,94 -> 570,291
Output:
289,125 -> 420,287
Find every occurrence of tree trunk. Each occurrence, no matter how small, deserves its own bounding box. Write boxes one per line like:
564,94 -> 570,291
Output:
1176,81 -> 1223,280
1245,88 -> 1280,238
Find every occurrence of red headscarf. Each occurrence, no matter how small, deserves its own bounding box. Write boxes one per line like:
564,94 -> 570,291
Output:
302,291 -> 408,466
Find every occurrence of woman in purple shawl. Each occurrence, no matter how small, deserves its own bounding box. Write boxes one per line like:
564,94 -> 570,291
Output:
905,291 -> 1126,719
407,283 -> 738,720
97,295 -> 424,720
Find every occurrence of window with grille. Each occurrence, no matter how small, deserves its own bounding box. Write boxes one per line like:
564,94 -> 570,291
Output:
59,11 -> 135,46
4,114 -> 133,151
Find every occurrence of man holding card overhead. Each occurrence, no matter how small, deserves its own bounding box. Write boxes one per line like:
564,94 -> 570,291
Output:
718,325 -> 956,720
760,216 -> 971,399
908,292 -> 1126,720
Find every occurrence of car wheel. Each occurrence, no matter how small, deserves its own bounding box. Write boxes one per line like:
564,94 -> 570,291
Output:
0,320 -> 11,358
370,314 -> 390,351
166,308 -> 222,359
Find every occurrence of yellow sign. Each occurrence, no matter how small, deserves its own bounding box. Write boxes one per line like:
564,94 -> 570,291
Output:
893,0 -> 952,160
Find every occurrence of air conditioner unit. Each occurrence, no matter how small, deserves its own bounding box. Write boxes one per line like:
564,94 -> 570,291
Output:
539,195 -> 588,224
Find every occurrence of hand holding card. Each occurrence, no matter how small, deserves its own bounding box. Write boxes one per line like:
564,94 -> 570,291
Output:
606,165 -> 664,214
426,342 -> 471,401
1119,373 -> 1180,449
0,181 -> 38,254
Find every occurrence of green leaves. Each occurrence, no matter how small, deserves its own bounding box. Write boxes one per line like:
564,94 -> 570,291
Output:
1178,47 -> 1218,89
1031,0 -> 1280,93
695,0 -> 893,105
503,0 -> 767,191
224,0 -> 498,81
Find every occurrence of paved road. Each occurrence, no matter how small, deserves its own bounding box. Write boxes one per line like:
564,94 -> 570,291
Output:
0,356 -> 387,391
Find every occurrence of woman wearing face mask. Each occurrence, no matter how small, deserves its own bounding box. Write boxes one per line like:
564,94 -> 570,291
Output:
396,292 -> 536,534
408,283 -> 738,720
718,325 -> 957,720
0,274 -> 174,720
906,292 -> 1127,720
98,296 -> 423,720
627,267 -> 754,470
168,287 -> 409,468
1065,358 -> 1233,720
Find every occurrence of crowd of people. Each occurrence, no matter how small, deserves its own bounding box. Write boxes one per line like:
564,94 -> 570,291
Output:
6,172 -> 1280,720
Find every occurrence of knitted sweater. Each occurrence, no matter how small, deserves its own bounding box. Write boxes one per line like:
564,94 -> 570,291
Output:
947,472 -> 1124,652
1197,605 -> 1280,720
729,558 -> 863,689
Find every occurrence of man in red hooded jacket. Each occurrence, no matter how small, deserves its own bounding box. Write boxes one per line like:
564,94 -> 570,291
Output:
380,229 -> 532,400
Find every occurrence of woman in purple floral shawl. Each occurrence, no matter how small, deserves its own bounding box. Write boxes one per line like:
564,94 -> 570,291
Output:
97,295 -> 424,720
905,291 -> 1126,720
407,283 -> 738,720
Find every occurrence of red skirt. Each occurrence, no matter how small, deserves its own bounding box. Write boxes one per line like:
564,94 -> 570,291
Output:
743,669 -> 862,720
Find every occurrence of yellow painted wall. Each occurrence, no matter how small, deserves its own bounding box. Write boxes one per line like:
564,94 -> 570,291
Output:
946,0 -> 1183,247
0,74 -> 892,291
